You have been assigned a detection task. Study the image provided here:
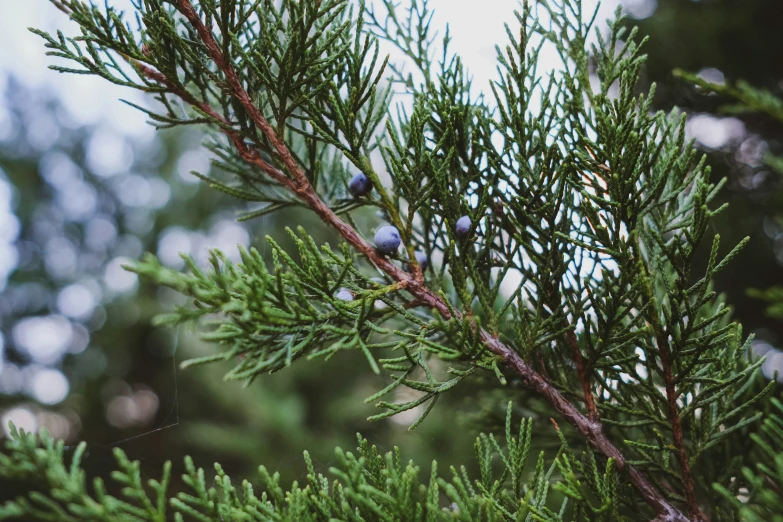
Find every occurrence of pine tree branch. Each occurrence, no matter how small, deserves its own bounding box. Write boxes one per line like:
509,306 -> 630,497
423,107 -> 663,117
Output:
1,402 -> 630,521
495,199 -> 598,420
632,236 -> 707,521
131,61 -> 297,193
655,330 -> 708,521
154,2 -> 691,520
496,337 -> 688,522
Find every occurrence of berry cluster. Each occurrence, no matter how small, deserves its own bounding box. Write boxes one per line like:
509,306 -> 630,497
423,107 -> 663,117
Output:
372,217 -> 472,252
348,173 -> 473,273
371,214 -> 473,274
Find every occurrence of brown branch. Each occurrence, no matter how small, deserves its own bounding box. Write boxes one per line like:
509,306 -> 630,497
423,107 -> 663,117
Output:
490,333 -> 688,522
126,3 -> 693,520
655,332 -> 707,521
132,62 -> 296,192
565,328 -> 599,420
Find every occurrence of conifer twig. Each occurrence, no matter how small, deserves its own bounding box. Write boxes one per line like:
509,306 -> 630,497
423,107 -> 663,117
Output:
131,62 -> 297,193
655,331 -> 707,521
153,2 -> 691,520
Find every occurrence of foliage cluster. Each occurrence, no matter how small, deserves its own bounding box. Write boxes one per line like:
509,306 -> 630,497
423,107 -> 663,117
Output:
2,0 -> 781,520
0,403 -> 627,521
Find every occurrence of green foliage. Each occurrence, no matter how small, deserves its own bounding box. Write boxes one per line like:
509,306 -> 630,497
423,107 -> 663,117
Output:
713,398 -> 783,521
673,69 -> 783,174
128,230 -> 491,427
0,404 -> 625,522
0,424 -> 170,522
673,70 -> 783,122
11,0 -> 781,519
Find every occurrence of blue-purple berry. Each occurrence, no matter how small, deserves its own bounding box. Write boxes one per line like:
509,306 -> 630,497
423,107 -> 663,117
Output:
349,173 -> 373,197
335,288 -> 354,301
405,250 -> 429,273
414,250 -> 429,271
455,215 -> 472,239
374,225 -> 401,255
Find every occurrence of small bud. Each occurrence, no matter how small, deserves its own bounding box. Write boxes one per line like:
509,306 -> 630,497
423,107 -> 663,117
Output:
374,225 -> 401,255
455,215 -> 472,239
349,172 -> 373,197
335,288 -> 354,301
140,43 -> 153,57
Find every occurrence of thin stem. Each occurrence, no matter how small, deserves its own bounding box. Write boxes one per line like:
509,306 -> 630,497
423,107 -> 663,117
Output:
655,330 -> 707,521
634,247 -> 705,521
132,62 -> 296,192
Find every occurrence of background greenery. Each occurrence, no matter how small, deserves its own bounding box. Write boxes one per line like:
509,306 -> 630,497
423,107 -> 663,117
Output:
629,0 -> 783,342
0,0 -> 782,509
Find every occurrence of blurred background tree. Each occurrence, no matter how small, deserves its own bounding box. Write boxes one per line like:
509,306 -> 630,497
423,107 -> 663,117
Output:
1,0 -> 783,511
623,0 -> 783,373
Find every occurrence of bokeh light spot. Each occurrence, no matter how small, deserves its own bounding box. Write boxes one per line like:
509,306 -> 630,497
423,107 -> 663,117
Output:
158,227 -> 192,268
105,387 -> 159,429
57,283 -> 97,321
2,407 -> 37,437
86,130 -> 134,178
104,257 -> 139,295
12,315 -> 73,364
28,367 -> 69,405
